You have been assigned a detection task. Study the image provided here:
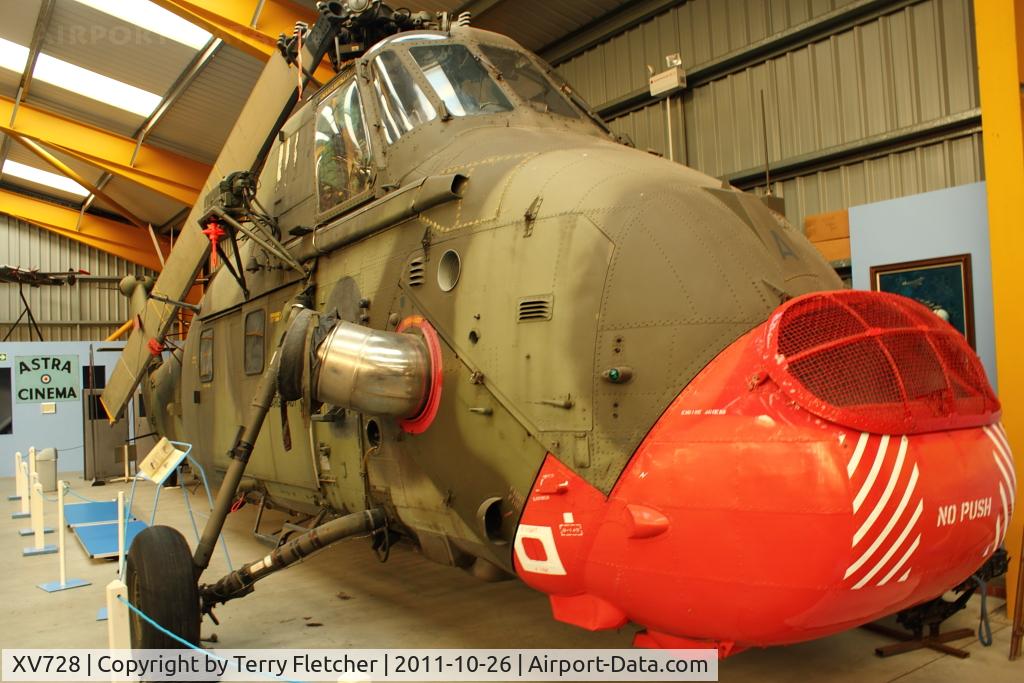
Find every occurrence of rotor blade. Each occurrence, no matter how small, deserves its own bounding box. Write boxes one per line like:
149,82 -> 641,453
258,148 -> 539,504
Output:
101,49 -> 310,422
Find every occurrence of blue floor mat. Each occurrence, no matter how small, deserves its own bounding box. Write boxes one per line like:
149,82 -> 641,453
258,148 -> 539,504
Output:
73,520 -> 148,559
64,501 -> 129,527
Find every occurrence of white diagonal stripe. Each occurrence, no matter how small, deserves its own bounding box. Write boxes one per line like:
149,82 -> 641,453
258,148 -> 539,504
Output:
854,436 -> 908,546
991,449 -> 1015,509
845,464 -> 918,579
897,568 -> 911,583
994,505 -> 1002,552
847,433 -> 870,478
999,482 -> 1009,543
987,428 -> 1011,475
877,533 -> 921,586
987,427 -> 1017,492
988,424 -> 1015,467
853,499 -> 924,590
853,435 -> 890,513
995,422 -> 1009,445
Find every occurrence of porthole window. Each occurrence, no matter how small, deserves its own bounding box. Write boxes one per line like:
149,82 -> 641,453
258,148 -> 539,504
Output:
244,310 -> 266,376
199,328 -> 214,382
437,249 -> 461,292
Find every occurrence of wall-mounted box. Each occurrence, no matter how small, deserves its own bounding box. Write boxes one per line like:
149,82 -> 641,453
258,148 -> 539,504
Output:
649,66 -> 686,97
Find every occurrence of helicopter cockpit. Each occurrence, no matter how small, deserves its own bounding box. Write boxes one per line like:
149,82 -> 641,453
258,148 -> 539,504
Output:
307,28 -> 610,222
365,31 -> 590,130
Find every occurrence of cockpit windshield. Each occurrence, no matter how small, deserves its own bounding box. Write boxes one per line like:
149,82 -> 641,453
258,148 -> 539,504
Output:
409,44 -> 512,117
367,38 -> 587,144
371,50 -> 436,144
478,44 -> 579,119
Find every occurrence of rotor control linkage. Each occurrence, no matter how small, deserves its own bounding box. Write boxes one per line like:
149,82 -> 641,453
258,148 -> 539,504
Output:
200,508 -> 386,613
276,1 -> 437,71
148,293 -> 202,314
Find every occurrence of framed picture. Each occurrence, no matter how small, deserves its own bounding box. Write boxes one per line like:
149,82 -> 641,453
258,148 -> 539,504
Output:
869,253 -> 974,348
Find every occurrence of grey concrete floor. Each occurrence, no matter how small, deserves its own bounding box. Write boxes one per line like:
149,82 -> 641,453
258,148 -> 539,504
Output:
1,474 -> 1021,682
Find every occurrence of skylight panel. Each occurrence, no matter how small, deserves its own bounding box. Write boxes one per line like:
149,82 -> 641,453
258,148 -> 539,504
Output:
0,35 -> 162,117
2,159 -> 90,197
32,53 -> 163,117
74,0 -> 211,50
0,37 -> 29,74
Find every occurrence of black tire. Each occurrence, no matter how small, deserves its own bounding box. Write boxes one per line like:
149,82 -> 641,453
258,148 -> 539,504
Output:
125,525 -> 201,649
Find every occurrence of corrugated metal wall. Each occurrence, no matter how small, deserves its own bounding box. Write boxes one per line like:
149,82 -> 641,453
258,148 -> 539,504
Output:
556,0 -> 982,232
0,216 -> 154,341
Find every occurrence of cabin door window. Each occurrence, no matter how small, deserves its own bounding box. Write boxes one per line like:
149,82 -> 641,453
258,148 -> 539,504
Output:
199,328 -> 214,383
244,310 -> 266,375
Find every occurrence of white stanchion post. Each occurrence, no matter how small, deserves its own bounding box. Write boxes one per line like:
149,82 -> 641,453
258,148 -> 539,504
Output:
19,469 -> 53,536
23,480 -> 56,556
13,461 -> 30,519
18,466 -> 53,536
37,481 -> 90,592
105,579 -> 130,650
27,446 -> 36,481
9,451 -> 24,501
117,490 -> 125,579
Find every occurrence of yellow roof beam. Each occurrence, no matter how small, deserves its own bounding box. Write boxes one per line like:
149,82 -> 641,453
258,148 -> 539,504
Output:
0,96 -> 209,206
0,189 -> 168,272
152,0 -> 335,83
8,131 -> 148,228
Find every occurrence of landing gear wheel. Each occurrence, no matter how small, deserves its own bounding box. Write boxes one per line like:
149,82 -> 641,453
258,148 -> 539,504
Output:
125,526 -> 201,648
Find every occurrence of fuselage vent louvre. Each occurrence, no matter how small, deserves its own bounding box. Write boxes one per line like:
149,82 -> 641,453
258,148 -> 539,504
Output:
518,295 -> 553,322
407,257 -> 425,287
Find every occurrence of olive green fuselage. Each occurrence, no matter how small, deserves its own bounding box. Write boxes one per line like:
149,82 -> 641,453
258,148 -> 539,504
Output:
149,28 -> 840,575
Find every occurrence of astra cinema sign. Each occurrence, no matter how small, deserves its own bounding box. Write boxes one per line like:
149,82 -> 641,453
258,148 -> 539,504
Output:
15,355 -> 80,403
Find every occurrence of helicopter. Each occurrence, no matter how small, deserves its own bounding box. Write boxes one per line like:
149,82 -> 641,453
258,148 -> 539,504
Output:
99,0 -> 1015,657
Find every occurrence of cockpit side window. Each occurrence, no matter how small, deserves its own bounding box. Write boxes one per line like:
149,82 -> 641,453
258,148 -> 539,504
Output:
478,45 -> 579,119
315,80 -> 373,213
409,44 -> 512,117
371,50 -> 436,143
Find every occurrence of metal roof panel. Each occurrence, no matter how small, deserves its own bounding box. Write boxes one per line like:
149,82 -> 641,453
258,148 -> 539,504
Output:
146,44 -> 264,164
0,0 -> 44,46
476,0 -> 634,52
41,0 -> 197,97
95,174 -> 185,226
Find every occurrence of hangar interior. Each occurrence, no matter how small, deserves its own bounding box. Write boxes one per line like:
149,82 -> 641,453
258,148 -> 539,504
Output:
0,0 -> 1021,681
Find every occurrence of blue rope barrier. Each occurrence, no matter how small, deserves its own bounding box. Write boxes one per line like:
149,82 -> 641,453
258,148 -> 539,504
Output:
114,595 -> 302,683
61,484 -> 106,504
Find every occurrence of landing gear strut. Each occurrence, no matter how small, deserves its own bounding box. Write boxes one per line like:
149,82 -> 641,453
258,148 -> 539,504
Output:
125,301 -> 388,647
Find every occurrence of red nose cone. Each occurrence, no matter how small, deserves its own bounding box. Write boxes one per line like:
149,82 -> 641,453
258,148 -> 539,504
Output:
514,291 -> 1014,652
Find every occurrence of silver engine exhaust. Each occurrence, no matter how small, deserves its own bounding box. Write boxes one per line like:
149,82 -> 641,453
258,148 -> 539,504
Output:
313,321 -> 432,418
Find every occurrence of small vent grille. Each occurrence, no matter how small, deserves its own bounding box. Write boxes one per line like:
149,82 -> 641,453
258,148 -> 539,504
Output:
407,256 -> 425,287
518,295 -> 553,322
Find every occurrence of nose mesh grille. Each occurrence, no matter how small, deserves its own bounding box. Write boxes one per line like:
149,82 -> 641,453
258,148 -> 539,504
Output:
766,291 -> 999,434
